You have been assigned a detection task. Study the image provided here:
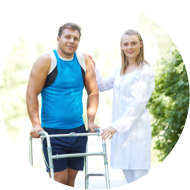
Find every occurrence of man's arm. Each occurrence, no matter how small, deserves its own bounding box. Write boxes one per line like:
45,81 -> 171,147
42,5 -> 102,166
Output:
26,54 -> 51,138
83,54 -> 99,132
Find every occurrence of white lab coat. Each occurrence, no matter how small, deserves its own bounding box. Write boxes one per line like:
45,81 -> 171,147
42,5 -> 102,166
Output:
95,64 -> 155,169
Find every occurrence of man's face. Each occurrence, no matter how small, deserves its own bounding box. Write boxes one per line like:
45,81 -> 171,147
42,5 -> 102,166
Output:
57,28 -> 80,57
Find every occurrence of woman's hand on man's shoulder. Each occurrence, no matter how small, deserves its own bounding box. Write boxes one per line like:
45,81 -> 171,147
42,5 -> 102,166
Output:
85,54 -> 96,67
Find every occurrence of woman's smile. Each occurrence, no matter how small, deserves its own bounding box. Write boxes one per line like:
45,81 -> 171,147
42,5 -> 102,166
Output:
127,51 -> 134,54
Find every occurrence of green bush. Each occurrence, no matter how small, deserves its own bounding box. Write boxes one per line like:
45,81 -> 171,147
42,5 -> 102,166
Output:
147,44 -> 189,161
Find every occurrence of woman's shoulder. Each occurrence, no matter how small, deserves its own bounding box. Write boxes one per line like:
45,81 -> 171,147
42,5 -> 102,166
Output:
139,63 -> 154,77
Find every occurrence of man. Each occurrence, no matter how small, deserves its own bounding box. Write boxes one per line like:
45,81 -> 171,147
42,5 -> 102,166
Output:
26,23 -> 99,187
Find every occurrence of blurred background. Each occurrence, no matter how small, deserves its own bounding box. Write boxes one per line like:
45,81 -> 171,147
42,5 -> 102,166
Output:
0,8 -> 189,189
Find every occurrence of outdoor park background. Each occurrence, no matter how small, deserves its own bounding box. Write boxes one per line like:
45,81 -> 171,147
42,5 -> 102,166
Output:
0,8 -> 189,189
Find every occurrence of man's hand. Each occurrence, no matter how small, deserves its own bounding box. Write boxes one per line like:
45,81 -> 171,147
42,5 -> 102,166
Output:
30,125 -> 44,138
88,122 -> 100,133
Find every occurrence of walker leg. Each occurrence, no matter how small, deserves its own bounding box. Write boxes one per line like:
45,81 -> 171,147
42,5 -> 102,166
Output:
102,139 -> 110,189
85,143 -> 89,189
46,135 -> 55,180
84,156 -> 86,188
29,136 -> 33,166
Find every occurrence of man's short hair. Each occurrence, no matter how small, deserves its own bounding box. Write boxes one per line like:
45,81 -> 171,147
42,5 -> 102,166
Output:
58,23 -> 81,38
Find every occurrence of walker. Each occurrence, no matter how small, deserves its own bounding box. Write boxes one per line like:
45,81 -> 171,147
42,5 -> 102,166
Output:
29,128 -> 110,189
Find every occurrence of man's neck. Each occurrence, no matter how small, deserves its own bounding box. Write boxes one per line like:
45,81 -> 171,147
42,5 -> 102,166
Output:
57,48 -> 74,59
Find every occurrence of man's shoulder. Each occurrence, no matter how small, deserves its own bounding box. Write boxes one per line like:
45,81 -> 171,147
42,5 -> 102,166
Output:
82,53 -> 89,58
75,52 -> 90,60
81,53 -> 90,62
75,52 -> 86,73
81,53 -> 93,66
37,53 -> 51,63
77,52 -> 89,63
33,53 -> 52,73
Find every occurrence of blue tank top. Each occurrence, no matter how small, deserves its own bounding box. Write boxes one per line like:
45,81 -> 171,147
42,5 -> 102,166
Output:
41,50 -> 85,129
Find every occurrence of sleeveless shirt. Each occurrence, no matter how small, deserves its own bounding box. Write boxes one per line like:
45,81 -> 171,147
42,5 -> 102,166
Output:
41,50 -> 85,129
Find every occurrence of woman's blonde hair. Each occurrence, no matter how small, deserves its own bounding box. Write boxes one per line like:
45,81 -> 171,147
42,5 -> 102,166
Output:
120,29 -> 149,75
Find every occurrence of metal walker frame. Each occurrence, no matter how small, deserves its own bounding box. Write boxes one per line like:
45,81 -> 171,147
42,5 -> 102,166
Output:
29,128 -> 110,189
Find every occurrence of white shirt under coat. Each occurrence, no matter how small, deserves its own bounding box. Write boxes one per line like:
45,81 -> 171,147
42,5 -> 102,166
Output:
95,64 -> 155,170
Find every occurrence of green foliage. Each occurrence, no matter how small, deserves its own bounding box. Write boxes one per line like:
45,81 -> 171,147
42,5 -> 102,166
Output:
1,38 -> 31,142
0,38 -> 47,143
147,44 -> 189,161
36,43 -> 46,57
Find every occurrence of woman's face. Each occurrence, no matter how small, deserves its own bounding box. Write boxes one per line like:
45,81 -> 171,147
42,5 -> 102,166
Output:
121,34 -> 143,60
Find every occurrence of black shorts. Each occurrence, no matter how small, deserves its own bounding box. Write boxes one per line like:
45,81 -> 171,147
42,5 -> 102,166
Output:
42,124 -> 87,173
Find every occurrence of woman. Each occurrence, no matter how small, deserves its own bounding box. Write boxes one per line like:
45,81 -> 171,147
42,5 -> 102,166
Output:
91,30 -> 155,184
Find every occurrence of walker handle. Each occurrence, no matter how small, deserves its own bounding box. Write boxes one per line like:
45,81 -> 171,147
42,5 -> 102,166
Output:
39,131 -> 47,140
39,131 -> 44,136
87,128 -> 102,133
94,128 -> 101,133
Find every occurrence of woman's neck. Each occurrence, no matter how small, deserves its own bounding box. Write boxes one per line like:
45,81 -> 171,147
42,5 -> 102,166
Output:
127,58 -> 137,66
